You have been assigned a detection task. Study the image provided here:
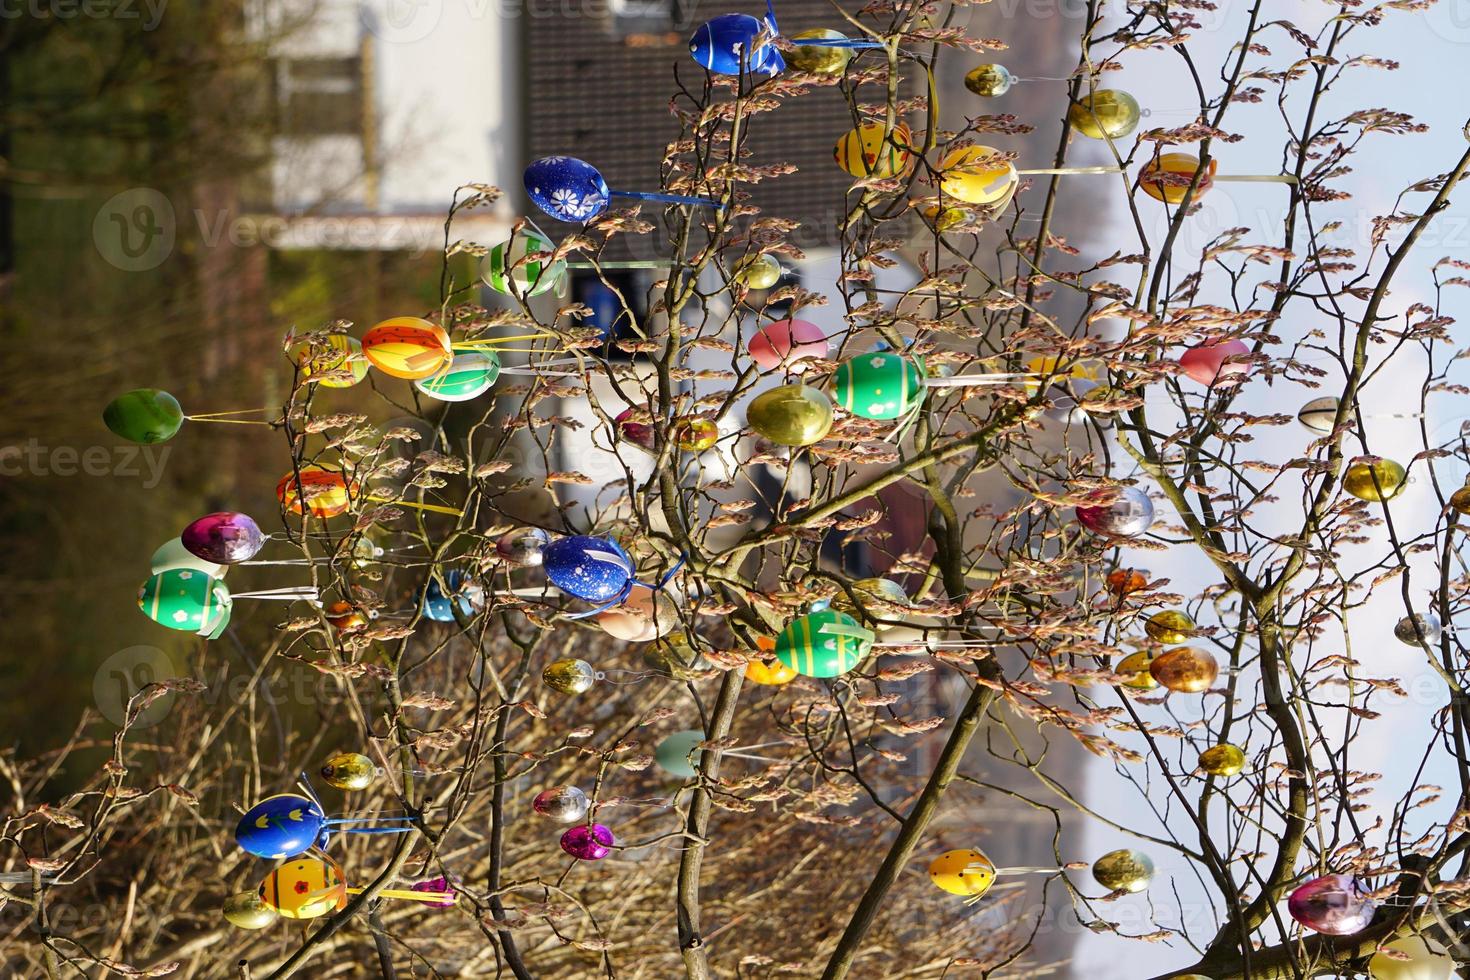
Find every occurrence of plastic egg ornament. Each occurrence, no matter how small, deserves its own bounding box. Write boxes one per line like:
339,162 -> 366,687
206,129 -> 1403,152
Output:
480,229 -> 566,297
1298,396 -> 1341,434
1199,743 -> 1247,777
1075,486 -> 1154,538
748,318 -> 829,372
831,576 -> 912,626
1287,874 -> 1375,936
410,876 -> 458,909
615,408 -> 657,450
963,63 -> 1013,97
1091,848 -> 1154,893
1149,646 -> 1219,693
833,352 -> 925,421
1179,339 -> 1251,386
688,13 -> 782,75
675,417 -> 719,451
1115,652 -> 1159,690
1106,569 -> 1149,597
544,535 -> 636,602
747,384 -> 834,447
533,786 -> 590,823
258,858 -> 346,919
655,729 -> 705,778
543,658 -> 599,695
596,588 -> 678,642
497,527 -> 550,566
103,388 -> 184,445
1067,89 -> 1142,140
524,155 -> 613,223
320,751 -> 376,791
1450,481 -> 1470,516
361,317 -> 453,380
937,145 -> 1017,206
292,334 -> 368,388
775,609 -> 873,678
745,656 -> 799,686
415,350 -> 500,402
560,823 -> 615,860
182,511 -> 264,565
151,536 -> 225,577
1344,456 -> 1407,502
235,794 -> 327,859
277,464 -> 356,518
787,28 -> 853,75
1393,613 -> 1442,646
1140,153 -> 1218,204
420,570 -> 485,622
1144,609 -> 1195,644
928,849 -> 997,897
222,891 -> 278,930
834,122 -> 914,179
138,569 -> 232,634
1368,936 -> 1455,980
325,601 -> 368,631
732,252 -> 783,289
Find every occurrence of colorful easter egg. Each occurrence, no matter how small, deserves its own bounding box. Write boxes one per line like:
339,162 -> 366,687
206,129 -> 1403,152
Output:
235,793 -> 327,859
688,14 -> 783,75
103,388 -> 184,445
655,729 -> 705,778
833,352 -> 924,420
1394,613 -> 1442,646
138,568 -> 232,634
1075,486 -> 1153,538
748,318 -> 829,372
747,384 -> 834,446
1297,396 -> 1340,434
775,609 -> 872,678
543,658 -> 598,695
1344,456 -> 1406,502
1288,874 -> 1374,936
480,229 -> 567,297
497,527 -> 551,566
929,849 -> 996,897
533,786 -> 590,823
834,122 -> 914,179
181,511 -> 264,565
937,145 -> 1017,205
1092,849 -> 1154,893
222,891 -> 278,930
1140,152 -> 1217,204
151,536 -> 225,577
560,823 -> 615,860
524,156 -> 612,223
963,63 -> 1013,97
292,334 -> 368,388
787,28 -> 853,75
1179,339 -> 1251,386
543,535 -> 636,603
1199,743 -> 1246,777
320,752 -> 376,791
745,656 -> 798,686
1369,936 -> 1455,980
1144,609 -> 1195,644
732,252 -> 783,289
1149,646 -> 1219,693
276,464 -> 355,518
362,317 -> 453,380
258,858 -> 346,920
675,417 -> 719,451
415,350 -> 500,402
420,570 -> 485,622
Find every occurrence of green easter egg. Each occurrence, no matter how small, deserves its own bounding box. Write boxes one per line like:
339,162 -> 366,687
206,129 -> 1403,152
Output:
138,568 -> 232,634
832,353 -> 924,421
104,389 -> 184,445
480,230 -> 566,297
415,350 -> 500,402
775,609 -> 873,678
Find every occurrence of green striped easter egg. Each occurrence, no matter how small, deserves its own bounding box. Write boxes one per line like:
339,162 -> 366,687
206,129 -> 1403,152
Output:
138,568 -> 232,635
415,351 -> 500,402
480,230 -> 567,298
832,353 -> 924,421
775,610 -> 873,678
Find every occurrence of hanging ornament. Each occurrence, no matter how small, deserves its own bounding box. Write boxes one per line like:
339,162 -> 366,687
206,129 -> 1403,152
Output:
102,388 -> 184,444
320,752 -> 377,791
325,601 -> 369,631
596,587 -> 679,642
410,876 -> 459,909
1139,153 -> 1296,205
1179,339 -> 1252,386
543,658 -> 599,695
257,856 -> 453,920
415,350 -> 500,402
1199,743 -> 1246,777
1344,456 -> 1407,502
1149,647 -> 1219,693
929,849 -> 997,897
1106,568 -> 1150,597
234,793 -> 416,860
963,63 -> 1014,97
745,655 -> 798,686
689,1 -> 880,76
560,823 -> 616,860
222,891 -> 278,930
524,156 -> 723,224
1075,486 -> 1154,538
1287,874 -> 1375,936
655,730 -> 706,779
937,145 -> 1018,206
834,122 -> 915,179
497,527 -> 551,566
533,786 -> 590,823
1368,936 -> 1456,980
137,568 -> 232,635
481,229 -> 567,297
277,464 -> 357,518
832,351 -> 924,420
1298,396 -> 1340,434
543,535 -> 637,603
1393,613 -> 1443,646
775,609 -> 874,677
732,252 -> 783,289
291,334 -> 368,388
1144,609 -> 1195,644
1450,480 -> 1470,516
1067,90 -> 1142,139
181,512 -> 265,565
151,536 -> 225,577
1114,651 -> 1159,690
748,318 -> 829,372
361,317 -> 454,380
747,384 -> 834,446
419,570 -> 486,622
1091,848 -> 1154,893
675,416 -> 720,451
787,28 -> 857,74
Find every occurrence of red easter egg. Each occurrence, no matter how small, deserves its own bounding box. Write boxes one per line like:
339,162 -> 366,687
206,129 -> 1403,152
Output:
1179,340 -> 1251,386
748,319 -> 829,373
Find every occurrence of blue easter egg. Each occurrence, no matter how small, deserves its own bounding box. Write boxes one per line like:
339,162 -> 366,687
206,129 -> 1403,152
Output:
543,535 -> 636,603
524,156 -> 611,223
235,794 -> 327,859
420,570 -> 484,623
689,14 -> 784,75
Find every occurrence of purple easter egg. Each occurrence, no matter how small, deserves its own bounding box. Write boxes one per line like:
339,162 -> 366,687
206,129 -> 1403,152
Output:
182,512 -> 265,564
1287,874 -> 1374,935
560,823 -> 615,860
410,875 -> 458,909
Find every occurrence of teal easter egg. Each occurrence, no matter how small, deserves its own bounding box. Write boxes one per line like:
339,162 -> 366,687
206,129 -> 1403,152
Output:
104,389 -> 184,444
480,230 -> 567,297
775,609 -> 873,678
832,353 -> 924,420
415,350 -> 500,402
655,729 -> 705,778
138,568 -> 232,634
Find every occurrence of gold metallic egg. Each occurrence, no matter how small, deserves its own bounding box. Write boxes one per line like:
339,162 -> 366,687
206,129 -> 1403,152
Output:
732,252 -> 783,289
1114,651 -> 1158,690
1450,482 -> 1470,516
1343,456 -> 1406,502
1144,609 -> 1195,644
675,417 -> 720,451
963,63 -> 1014,97
1067,89 -> 1141,140
928,849 -> 997,897
1199,743 -> 1246,777
643,634 -> 702,681
320,751 -> 377,791
222,890 -> 278,930
325,601 -> 367,631
1149,646 -> 1219,693
786,28 -> 854,75
1092,849 -> 1154,893
747,384 -> 834,447
543,658 -> 598,695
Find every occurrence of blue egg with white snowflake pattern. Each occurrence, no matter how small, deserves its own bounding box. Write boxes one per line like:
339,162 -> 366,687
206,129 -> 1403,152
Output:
689,14 -> 785,76
419,570 -> 485,622
524,157 -> 612,223
543,535 -> 637,603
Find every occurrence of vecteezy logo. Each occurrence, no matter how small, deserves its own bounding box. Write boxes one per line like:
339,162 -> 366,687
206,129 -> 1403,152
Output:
363,0 -> 443,43
93,188 -> 175,272
1428,0 -> 1470,44
93,646 -> 178,729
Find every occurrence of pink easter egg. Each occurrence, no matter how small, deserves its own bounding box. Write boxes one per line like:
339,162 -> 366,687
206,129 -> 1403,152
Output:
748,319 -> 829,373
560,823 -> 615,860
1179,339 -> 1251,386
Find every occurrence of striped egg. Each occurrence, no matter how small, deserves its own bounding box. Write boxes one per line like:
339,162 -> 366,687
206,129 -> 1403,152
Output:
832,352 -> 925,420
276,464 -> 356,518
258,858 -> 346,920
834,121 -> 914,179
479,230 -> 567,297
937,145 -> 1017,206
415,350 -> 501,402
774,609 -> 872,678
292,334 -> 368,388
362,317 -> 453,380
138,568 -> 232,634
1297,396 -> 1339,434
